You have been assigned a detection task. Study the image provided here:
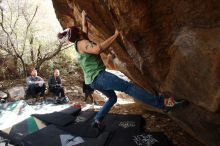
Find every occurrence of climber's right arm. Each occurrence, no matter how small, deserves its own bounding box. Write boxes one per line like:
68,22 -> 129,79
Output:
78,30 -> 120,55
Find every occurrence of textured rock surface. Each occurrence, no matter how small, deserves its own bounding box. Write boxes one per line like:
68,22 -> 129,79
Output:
0,91 -> 7,98
8,86 -> 25,100
52,0 -> 220,145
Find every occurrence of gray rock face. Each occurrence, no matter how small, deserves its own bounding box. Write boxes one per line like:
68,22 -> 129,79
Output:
8,86 -> 25,100
0,91 -> 7,98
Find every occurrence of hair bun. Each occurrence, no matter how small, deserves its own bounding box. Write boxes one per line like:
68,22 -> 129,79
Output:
57,32 -> 62,39
57,31 -> 67,39
57,28 -> 70,39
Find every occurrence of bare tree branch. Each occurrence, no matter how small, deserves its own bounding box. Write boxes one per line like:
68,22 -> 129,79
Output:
6,0 -> 13,29
8,1 -> 20,50
0,0 -> 70,76
36,43 -> 67,68
21,5 -> 38,56
0,9 -> 19,57
29,35 -> 34,65
0,44 -> 11,54
36,44 -> 42,63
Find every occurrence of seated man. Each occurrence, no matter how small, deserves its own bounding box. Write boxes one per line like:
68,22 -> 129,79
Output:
26,68 -> 46,100
48,69 -> 66,98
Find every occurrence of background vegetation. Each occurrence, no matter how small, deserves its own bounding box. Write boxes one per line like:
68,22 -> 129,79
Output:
0,0 -> 78,79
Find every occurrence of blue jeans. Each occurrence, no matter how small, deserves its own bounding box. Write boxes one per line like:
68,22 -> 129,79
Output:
27,84 -> 46,99
90,70 -> 164,122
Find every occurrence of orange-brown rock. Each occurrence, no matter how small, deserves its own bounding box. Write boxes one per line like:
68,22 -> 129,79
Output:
52,0 -> 220,145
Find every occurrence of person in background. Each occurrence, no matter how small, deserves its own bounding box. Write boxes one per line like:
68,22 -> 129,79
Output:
48,69 -> 66,98
26,68 -> 46,101
58,10 -> 187,129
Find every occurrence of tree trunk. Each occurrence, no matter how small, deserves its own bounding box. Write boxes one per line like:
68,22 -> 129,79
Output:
17,56 -> 27,77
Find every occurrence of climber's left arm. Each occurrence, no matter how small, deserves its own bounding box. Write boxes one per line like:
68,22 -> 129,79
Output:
82,10 -> 88,34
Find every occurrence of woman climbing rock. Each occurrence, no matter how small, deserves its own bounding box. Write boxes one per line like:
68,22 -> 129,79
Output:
58,10 -> 187,129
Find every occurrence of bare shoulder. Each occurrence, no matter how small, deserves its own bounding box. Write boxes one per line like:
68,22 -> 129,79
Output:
78,40 -> 95,53
77,40 -> 88,53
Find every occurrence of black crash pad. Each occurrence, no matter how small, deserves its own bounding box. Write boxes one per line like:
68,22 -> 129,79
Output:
60,111 -> 100,138
60,106 -> 81,116
74,111 -> 96,124
2,111 -> 171,146
61,121 -> 100,138
76,131 -> 110,146
0,116 -> 45,145
107,131 -> 171,146
102,114 -> 170,146
32,112 -> 75,126
101,114 -> 147,146
21,125 -> 84,146
102,114 -> 144,132
22,125 -> 110,146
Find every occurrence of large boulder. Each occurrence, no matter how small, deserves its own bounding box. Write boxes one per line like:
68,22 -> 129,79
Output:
8,86 -> 25,100
52,0 -> 220,145
0,91 -> 7,99
161,27 -> 220,112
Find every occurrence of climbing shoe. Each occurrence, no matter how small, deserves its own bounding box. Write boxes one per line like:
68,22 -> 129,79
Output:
91,120 -> 105,131
163,97 -> 189,113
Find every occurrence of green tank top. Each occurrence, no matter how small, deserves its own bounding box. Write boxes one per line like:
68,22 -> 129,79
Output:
74,40 -> 106,84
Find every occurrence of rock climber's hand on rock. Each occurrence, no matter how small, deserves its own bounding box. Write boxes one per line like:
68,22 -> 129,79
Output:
114,29 -> 120,37
82,10 -> 87,17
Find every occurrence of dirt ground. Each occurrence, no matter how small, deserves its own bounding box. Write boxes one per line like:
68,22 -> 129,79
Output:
0,71 -> 204,146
